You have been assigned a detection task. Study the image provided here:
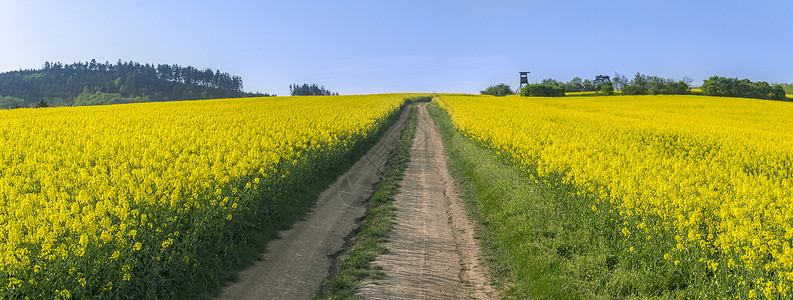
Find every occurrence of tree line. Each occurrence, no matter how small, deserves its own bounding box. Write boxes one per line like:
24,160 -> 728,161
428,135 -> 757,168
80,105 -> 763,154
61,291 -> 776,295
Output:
701,76 -> 787,100
535,73 -> 691,96
289,83 -> 338,96
483,73 -> 791,100
0,59 -> 272,109
779,83 -> 793,95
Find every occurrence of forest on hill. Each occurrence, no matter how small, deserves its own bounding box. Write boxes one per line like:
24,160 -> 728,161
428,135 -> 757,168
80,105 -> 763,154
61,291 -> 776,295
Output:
0,59 -> 272,109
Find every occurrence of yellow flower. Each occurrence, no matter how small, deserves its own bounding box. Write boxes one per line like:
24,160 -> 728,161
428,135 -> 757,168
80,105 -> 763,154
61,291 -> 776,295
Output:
0,94 -> 455,295
622,227 -> 631,237
436,94 -> 793,296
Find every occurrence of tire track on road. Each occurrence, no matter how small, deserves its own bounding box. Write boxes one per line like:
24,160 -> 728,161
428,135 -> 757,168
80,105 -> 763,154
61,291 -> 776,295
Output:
357,103 -> 496,299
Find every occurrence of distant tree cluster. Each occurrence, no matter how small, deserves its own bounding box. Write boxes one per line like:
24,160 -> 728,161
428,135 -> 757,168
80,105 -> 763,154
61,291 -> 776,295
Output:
524,76 -> 613,96
521,82 -> 566,97
538,73 -> 687,96
480,83 -> 514,96
289,83 -> 338,96
74,87 -> 151,106
0,96 -> 25,109
561,76 -> 603,92
778,83 -> 793,95
701,76 -> 787,101
557,73 -> 687,95
620,73 -> 691,95
0,59 -> 272,109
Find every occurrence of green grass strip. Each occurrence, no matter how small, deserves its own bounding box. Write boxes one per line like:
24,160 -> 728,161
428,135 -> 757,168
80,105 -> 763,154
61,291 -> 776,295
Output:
426,102 -> 687,299
316,105 -> 418,299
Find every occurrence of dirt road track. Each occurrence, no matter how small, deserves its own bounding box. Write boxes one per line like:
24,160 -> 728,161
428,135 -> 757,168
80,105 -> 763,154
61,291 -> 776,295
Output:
217,106 -> 412,300
357,103 -> 496,299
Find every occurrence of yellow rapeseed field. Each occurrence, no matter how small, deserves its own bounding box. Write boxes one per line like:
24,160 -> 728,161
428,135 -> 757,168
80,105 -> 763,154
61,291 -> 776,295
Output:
0,94 -> 409,298
436,94 -> 793,297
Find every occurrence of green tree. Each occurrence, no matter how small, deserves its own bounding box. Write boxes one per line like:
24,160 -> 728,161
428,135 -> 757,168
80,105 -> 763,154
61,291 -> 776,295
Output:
582,79 -> 597,91
521,83 -> 565,97
632,72 -> 648,87
35,99 -> 49,108
0,59 -> 273,107
564,77 -> 585,92
599,81 -> 614,95
621,84 -> 647,95
593,75 -> 613,95
593,75 -> 610,88
702,76 -> 785,100
771,85 -> 787,100
480,83 -> 514,96
0,95 -> 26,109
289,83 -> 338,96
540,78 -> 564,86
612,72 -> 629,91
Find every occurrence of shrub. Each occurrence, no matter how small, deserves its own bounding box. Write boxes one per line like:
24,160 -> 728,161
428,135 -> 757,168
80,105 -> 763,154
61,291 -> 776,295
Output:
621,84 -> 647,95
565,77 -> 585,92
623,74 -> 689,95
702,76 -> 786,100
521,83 -> 565,97
289,83 -> 338,96
480,83 -> 514,96
0,95 -> 26,109
777,83 -> 793,95
771,85 -> 787,101
35,99 -> 49,108
668,80 -> 691,95
599,81 -> 614,95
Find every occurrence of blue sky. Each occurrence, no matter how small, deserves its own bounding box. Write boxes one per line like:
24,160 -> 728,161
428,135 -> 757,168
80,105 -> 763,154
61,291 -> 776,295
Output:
1,1 -> 791,95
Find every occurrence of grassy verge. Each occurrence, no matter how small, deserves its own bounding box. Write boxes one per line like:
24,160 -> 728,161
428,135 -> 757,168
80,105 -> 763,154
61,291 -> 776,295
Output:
316,105 -> 419,299
426,102 -> 686,299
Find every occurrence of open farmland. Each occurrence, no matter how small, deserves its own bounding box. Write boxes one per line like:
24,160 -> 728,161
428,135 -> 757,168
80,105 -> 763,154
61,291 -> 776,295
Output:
434,94 -> 793,298
0,94 -> 410,298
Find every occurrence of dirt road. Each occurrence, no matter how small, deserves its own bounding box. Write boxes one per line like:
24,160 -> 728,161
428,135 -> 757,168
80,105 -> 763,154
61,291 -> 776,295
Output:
357,103 -> 496,299
217,106 -> 412,300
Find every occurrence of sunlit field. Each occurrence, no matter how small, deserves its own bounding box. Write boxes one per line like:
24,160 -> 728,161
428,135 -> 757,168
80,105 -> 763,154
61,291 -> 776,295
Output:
436,94 -> 793,298
0,94 -> 410,298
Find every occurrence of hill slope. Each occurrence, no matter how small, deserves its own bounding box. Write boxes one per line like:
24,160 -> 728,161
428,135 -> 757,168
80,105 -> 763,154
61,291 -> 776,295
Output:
0,60 -> 271,108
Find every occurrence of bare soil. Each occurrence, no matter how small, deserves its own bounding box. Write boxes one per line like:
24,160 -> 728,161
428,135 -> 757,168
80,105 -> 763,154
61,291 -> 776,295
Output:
217,106 -> 412,300
217,103 -> 495,299
356,103 -> 496,299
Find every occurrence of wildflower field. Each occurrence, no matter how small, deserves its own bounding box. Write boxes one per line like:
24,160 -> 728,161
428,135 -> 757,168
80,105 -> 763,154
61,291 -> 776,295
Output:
0,94 -> 410,298
435,94 -> 793,298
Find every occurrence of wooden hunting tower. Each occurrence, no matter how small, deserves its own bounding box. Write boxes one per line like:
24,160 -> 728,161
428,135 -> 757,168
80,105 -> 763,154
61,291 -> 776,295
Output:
518,71 -> 530,93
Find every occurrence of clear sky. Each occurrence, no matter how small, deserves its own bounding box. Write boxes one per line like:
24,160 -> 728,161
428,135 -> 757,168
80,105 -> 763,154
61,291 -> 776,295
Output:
1,0 -> 791,95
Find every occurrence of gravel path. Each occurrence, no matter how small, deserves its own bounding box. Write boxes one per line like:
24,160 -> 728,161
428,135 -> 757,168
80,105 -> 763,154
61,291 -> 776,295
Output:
217,106 -> 412,300
357,103 -> 496,299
